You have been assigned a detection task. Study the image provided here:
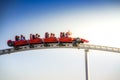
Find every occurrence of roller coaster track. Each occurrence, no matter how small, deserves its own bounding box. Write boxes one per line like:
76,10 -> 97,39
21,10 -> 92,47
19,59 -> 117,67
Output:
0,43 -> 120,55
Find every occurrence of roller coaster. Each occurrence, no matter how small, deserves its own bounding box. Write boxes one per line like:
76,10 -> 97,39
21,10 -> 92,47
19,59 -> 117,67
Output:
0,31 -> 120,55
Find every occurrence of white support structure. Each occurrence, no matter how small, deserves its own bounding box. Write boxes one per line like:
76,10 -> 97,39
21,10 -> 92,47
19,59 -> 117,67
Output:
85,49 -> 89,80
0,43 -> 120,55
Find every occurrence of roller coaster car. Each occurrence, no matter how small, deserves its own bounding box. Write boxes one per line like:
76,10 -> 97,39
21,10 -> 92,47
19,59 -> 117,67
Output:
7,40 -> 28,47
29,38 -> 43,44
72,37 -> 89,46
43,37 -> 58,43
74,38 -> 89,43
28,38 -> 43,48
58,37 -> 89,43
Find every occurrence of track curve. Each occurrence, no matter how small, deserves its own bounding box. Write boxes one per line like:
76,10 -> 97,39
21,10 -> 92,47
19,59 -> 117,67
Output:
0,43 -> 120,55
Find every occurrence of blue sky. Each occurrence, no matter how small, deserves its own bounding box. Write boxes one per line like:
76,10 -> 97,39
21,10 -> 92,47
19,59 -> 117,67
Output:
1,0 -> 119,26
0,0 -> 120,80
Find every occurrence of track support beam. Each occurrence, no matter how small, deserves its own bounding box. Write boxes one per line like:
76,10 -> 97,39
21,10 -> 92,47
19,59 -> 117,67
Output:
84,49 -> 89,80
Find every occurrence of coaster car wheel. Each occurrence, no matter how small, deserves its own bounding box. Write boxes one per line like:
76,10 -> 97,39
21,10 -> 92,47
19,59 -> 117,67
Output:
72,40 -> 77,47
14,46 -> 19,50
29,44 -> 34,48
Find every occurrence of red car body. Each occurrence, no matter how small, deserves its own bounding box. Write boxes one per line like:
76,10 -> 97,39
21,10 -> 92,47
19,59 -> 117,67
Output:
29,38 -> 43,44
14,40 -> 28,46
59,37 -> 74,43
43,37 -> 58,43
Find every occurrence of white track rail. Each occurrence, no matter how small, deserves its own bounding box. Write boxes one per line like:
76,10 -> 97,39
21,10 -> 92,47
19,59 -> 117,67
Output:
0,43 -> 120,55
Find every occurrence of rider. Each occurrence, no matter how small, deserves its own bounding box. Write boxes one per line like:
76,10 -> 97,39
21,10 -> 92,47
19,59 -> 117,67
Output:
15,35 -> 20,41
21,35 -> 25,40
66,30 -> 71,37
36,33 -> 40,38
45,32 -> 49,38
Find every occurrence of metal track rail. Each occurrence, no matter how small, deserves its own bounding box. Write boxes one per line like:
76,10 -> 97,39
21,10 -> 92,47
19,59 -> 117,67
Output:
0,43 -> 120,55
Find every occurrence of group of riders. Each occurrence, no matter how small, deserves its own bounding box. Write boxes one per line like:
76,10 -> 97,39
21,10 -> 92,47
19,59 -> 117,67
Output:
15,34 -> 40,41
15,31 -> 72,41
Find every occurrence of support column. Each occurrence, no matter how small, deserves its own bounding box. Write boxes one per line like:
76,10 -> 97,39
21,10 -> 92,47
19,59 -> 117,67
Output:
85,49 -> 89,80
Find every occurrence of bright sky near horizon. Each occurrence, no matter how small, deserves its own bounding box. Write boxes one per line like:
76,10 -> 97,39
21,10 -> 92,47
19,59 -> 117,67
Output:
0,0 -> 120,80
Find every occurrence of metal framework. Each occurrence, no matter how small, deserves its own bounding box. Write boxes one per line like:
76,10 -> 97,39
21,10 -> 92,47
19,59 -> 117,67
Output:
0,43 -> 120,55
